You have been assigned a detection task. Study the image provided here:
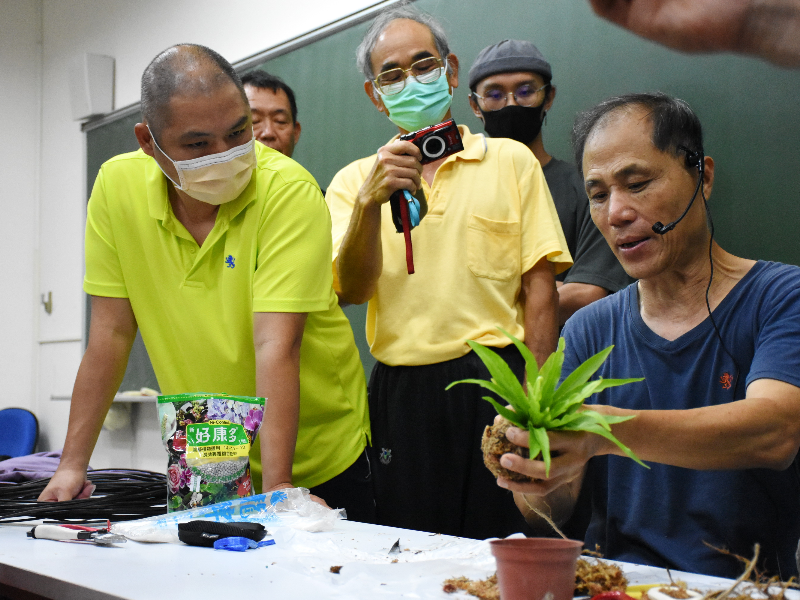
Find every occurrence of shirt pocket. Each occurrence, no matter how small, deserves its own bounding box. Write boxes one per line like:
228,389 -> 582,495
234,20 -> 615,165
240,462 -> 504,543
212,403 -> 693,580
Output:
466,214 -> 521,281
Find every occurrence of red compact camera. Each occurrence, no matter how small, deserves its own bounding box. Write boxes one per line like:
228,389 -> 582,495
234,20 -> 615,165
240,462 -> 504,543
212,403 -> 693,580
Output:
399,118 -> 464,164
390,119 -> 464,275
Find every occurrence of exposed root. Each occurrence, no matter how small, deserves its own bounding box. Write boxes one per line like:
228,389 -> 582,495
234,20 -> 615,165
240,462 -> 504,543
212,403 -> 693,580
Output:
521,494 -> 567,540
700,544 -> 798,600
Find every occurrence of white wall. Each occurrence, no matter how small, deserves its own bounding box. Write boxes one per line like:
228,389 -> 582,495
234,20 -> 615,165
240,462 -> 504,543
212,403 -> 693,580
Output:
0,1 -> 41,414
0,0 -> 381,468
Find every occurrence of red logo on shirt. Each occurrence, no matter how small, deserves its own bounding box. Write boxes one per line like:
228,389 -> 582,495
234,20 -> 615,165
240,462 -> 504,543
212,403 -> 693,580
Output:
720,372 -> 733,390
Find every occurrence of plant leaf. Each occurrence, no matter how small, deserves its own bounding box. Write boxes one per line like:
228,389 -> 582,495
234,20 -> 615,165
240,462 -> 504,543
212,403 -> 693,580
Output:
531,427 -> 551,476
498,327 -> 539,385
481,397 -> 526,429
597,414 -> 638,425
527,431 -> 542,464
526,375 -> 544,425
448,377 -> 529,424
446,378 -> 515,405
547,410 -> 594,429
538,338 -> 566,404
465,340 -> 528,417
552,345 -> 614,405
575,421 -> 649,469
550,379 -> 606,417
590,377 -> 646,393
567,409 -> 619,431
550,410 -> 635,436
551,377 -> 645,418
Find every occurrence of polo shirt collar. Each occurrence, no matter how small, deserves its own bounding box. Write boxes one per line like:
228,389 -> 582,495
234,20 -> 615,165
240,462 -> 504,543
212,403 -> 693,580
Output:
219,174 -> 257,223
453,125 -> 487,162
145,156 -> 170,221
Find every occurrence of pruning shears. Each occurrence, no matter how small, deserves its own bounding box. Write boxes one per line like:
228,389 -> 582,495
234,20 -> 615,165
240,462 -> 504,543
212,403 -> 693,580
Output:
27,524 -> 127,545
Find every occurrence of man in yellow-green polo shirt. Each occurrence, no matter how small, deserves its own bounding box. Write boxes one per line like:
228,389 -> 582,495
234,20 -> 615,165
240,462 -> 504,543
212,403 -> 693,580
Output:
39,43 -> 372,522
326,6 -> 571,539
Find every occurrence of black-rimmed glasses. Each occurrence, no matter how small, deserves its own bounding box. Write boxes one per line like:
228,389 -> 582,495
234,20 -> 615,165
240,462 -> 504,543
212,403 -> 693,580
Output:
472,83 -> 548,111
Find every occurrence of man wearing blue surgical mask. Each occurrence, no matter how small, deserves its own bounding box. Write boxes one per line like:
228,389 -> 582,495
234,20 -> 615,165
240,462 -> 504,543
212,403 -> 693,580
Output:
39,44 -> 373,524
469,40 -> 632,327
326,6 -> 572,539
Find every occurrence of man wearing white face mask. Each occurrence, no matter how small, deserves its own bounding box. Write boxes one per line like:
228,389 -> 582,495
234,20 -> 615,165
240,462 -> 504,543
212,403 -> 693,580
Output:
325,6 -> 572,539
39,44 -> 373,522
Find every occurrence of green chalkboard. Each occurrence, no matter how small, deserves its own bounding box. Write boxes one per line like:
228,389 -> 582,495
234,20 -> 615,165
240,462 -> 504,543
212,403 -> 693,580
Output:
84,111 -> 157,392
261,0 -> 800,264
86,0 -> 800,391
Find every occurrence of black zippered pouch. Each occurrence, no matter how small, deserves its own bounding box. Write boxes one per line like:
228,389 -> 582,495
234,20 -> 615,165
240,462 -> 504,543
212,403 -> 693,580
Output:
177,520 -> 267,547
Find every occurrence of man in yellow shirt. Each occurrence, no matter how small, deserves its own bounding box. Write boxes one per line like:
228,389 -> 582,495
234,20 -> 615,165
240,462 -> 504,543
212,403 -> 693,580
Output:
39,44 -> 372,522
326,6 -> 571,538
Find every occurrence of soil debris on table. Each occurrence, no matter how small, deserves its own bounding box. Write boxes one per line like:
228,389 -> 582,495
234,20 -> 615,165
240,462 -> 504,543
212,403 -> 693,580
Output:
575,553 -> 629,595
443,573 -> 499,600
646,584 -> 694,599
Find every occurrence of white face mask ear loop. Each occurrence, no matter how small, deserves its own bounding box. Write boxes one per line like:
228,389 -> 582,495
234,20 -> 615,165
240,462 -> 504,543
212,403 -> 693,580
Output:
147,125 -> 184,189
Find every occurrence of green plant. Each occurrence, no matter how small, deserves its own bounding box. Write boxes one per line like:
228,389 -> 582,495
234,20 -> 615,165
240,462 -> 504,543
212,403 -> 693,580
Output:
447,330 -> 647,476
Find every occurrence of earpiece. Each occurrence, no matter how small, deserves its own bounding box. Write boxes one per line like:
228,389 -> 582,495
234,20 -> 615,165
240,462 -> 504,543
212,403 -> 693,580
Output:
681,146 -> 704,174
652,145 -> 705,235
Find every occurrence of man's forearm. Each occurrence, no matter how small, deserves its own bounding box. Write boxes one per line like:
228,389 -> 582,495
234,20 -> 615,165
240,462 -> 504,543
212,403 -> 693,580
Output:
594,379 -> 800,471
557,282 -> 609,326
522,259 -> 559,367
257,360 -> 300,491
336,193 -> 384,304
254,313 -> 305,492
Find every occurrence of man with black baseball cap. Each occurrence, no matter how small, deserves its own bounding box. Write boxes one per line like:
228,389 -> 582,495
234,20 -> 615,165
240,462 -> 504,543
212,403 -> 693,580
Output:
469,40 -> 631,325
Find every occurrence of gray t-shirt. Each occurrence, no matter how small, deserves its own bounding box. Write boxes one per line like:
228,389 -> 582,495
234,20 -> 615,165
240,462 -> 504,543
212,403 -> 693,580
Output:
543,157 -> 632,292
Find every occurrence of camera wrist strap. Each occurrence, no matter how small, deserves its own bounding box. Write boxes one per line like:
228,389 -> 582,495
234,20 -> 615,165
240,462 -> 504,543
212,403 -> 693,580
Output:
398,190 -> 415,274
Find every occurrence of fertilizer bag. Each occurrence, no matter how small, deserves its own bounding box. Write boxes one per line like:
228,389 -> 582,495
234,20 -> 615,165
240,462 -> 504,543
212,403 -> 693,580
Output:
158,393 -> 265,512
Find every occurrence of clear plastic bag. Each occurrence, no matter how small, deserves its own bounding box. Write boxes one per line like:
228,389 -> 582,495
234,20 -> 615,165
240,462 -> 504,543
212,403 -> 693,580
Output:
111,488 -> 344,542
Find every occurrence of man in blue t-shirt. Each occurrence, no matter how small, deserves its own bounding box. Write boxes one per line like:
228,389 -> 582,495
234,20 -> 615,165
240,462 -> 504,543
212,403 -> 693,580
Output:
495,92 -> 800,578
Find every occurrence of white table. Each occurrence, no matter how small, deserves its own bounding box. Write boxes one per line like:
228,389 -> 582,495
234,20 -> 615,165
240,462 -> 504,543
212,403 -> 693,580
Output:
0,519 -> 760,600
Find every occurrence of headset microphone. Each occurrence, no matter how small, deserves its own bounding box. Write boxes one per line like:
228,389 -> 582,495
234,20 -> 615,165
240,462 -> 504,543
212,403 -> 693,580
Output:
649,144 -> 740,397
651,146 -> 704,235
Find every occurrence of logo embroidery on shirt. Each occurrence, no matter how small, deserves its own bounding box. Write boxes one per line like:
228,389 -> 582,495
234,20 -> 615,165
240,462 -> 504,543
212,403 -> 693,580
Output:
719,372 -> 733,390
225,255 -> 236,269
379,448 -> 392,465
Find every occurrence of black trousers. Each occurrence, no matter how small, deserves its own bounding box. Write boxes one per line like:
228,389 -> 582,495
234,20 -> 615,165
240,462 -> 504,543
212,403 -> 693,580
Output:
308,448 -> 376,524
366,346 -> 533,539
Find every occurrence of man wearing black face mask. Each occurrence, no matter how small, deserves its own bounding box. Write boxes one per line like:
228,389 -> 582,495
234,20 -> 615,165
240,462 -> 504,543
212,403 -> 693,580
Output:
469,40 -> 631,326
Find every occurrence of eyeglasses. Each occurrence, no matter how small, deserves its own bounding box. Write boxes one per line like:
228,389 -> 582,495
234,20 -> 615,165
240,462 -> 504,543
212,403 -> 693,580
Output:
472,83 -> 548,111
374,57 -> 446,96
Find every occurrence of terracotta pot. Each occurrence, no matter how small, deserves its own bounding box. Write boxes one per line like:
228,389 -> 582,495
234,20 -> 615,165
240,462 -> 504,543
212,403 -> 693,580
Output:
490,537 -> 583,600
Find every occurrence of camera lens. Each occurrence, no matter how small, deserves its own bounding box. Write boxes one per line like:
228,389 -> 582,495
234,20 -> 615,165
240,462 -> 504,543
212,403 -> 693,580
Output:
422,135 -> 446,160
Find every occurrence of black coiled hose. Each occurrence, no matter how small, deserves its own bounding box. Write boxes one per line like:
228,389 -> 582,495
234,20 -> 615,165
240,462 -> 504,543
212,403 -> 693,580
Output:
0,469 -> 167,523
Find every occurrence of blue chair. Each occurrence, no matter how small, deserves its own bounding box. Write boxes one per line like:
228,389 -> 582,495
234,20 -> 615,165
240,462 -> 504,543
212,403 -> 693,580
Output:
0,407 -> 39,459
